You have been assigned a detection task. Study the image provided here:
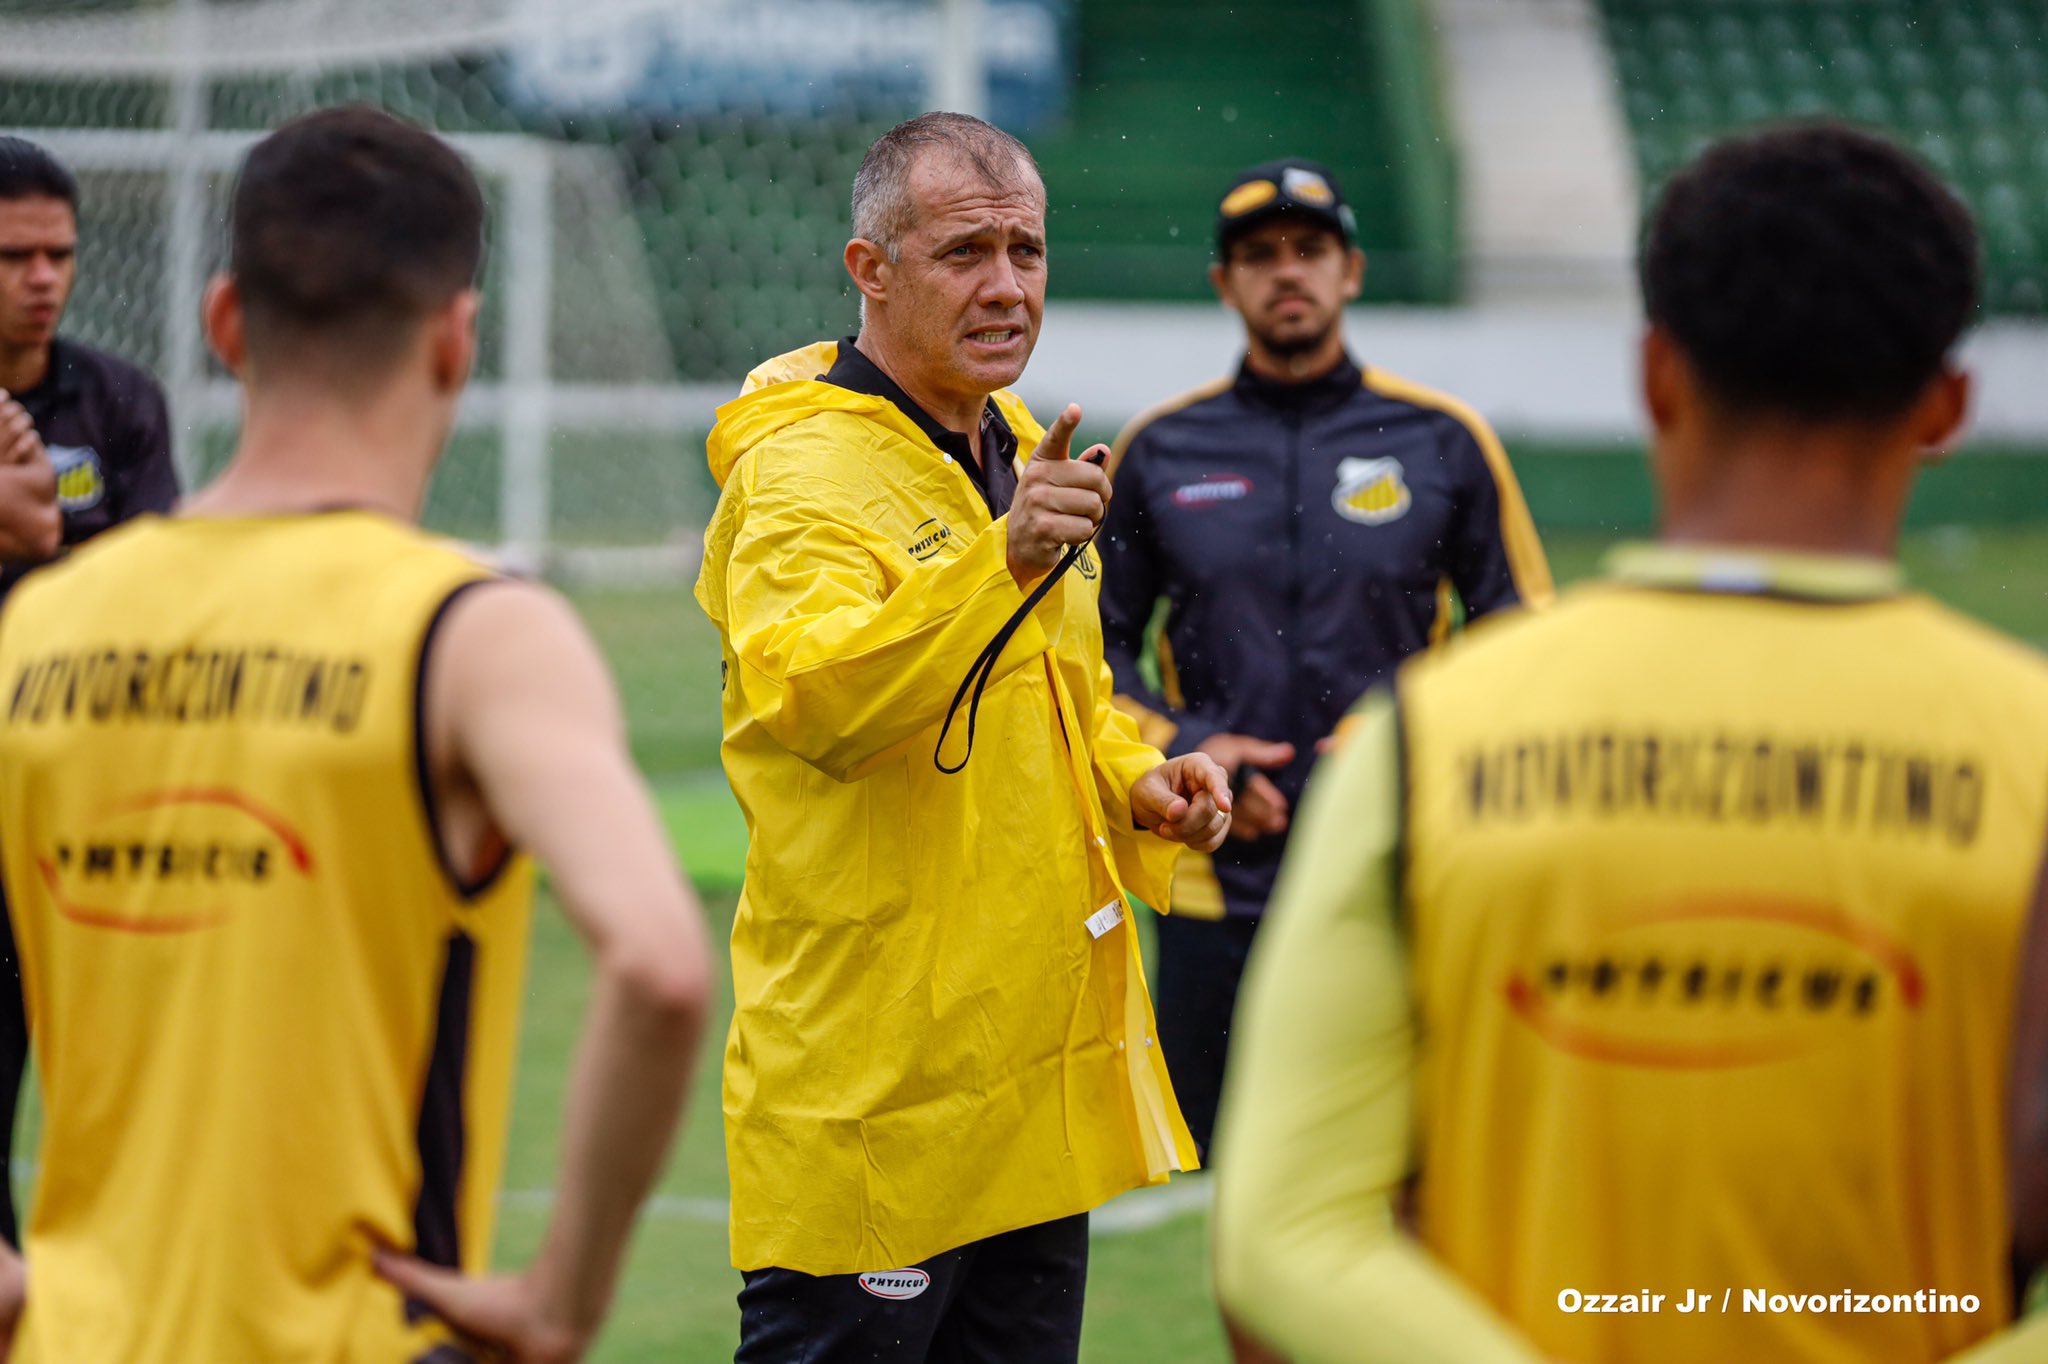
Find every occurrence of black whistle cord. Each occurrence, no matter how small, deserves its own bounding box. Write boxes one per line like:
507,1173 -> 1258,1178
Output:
933,535 -> 1092,774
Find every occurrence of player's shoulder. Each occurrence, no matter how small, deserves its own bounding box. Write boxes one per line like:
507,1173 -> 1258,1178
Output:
53,337 -> 166,409
1107,376 -> 1237,474
1407,583 -> 1602,672
740,406 -> 904,488
1895,591 -> 2048,697
1358,365 -> 1499,450
1,514 -> 163,626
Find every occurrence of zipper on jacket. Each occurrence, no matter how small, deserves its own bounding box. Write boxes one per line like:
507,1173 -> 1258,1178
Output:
1283,410 -> 1304,768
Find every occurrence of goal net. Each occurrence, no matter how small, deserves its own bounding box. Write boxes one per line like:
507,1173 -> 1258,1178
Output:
0,0 -> 1067,581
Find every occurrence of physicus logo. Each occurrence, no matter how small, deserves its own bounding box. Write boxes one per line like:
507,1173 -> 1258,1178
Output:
48,443 -> 106,512
1504,896 -> 1925,1069
859,1269 -> 931,1300
1332,457 -> 1410,524
37,787 -> 315,935
905,518 -> 953,562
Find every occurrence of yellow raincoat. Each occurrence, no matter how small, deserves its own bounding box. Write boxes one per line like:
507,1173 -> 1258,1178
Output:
696,342 -> 1199,1275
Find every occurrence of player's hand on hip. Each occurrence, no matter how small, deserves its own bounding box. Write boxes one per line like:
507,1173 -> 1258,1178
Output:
0,395 -> 48,469
1008,402 -> 1111,586
1194,734 -> 1295,840
1132,753 -> 1234,852
374,1249 -> 585,1364
0,1243 -> 24,1362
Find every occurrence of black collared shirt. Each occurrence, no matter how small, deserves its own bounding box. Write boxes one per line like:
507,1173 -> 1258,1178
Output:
1234,352 -> 1367,415
820,336 -> 1018,518
2,337 -> 179,597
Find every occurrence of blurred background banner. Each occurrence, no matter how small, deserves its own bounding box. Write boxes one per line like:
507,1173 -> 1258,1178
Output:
4,0 -> 2048,745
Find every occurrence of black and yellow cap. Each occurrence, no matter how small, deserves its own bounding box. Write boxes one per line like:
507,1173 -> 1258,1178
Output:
1215,157 -> 1357,256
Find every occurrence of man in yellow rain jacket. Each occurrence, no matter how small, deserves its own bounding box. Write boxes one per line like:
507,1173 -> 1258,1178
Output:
695,112 -> 1233,1362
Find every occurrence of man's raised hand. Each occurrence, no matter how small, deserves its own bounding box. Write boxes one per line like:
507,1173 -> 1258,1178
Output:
1008,403 -> 1113,586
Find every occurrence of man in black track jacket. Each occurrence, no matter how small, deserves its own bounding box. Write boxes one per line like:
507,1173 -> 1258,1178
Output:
1099,158 -> 1553,1154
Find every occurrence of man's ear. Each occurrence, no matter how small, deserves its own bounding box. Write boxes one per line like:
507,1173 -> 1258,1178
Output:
1342,245 -> 1366,302
845,238 -> 892,308
429,289 -> 481,394
202,274 -> 246,376
1641,325 -> 1683,435
1912,366 -> 1971,460
1209,259 -> 1241,316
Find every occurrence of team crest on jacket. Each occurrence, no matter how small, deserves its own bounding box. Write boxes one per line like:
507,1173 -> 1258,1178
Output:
1332,456 -> 1410,525
48,444 -> 106,513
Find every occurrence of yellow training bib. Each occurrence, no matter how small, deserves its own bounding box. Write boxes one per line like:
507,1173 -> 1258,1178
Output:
0,511 -> 533,1364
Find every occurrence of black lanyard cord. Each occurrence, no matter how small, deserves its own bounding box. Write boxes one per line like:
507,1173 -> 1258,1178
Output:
933,535 -> 1091,774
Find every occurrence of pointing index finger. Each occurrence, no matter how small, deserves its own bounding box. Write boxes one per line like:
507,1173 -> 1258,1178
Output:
1032,403 -> 1082,462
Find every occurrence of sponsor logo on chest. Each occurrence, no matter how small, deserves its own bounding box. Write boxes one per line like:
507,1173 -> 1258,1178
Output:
905,518 -> 954,561
1331,457 -> 1409,525
1171,474 -> 1253,508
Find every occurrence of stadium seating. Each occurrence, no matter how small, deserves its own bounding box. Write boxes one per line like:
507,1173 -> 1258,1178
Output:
1598,0 -> 2048,311
1026,0 -> 1458,303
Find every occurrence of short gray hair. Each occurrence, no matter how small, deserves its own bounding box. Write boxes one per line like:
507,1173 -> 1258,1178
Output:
850,111 -> 1042,262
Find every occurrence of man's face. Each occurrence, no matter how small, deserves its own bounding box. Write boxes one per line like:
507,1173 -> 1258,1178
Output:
878,153 -> 1047,404
0,195 -> 77,353
1212,220 -> 1362,357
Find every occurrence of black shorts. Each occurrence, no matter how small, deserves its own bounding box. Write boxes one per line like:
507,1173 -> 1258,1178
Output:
735,1213 -> 1088,1364
1151,911 -> 1263,1160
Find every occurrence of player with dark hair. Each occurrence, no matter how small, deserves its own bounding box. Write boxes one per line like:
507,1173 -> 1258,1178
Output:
0,132 -> 182,1251
1215,121 -> 2046,1364
1098,158 -> 1551,1158
0,135 -> 178,587
0,106 -> 711,1362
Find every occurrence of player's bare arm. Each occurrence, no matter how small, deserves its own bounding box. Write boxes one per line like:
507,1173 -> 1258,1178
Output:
0,1235 -> 21,1357
375,579 -> 713,1363
2008,846 -> 2048,1270
0,392 -> 58,559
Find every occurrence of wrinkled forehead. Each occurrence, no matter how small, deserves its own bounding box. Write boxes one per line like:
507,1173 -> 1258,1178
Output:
903,149 -> 1046,237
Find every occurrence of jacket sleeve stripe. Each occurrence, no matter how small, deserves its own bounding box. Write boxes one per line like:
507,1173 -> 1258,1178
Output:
1428,577 -> 1455,648
1106,376 -> 1235,481
1361,369 -> 1556,608
1111,693 -> 1180,751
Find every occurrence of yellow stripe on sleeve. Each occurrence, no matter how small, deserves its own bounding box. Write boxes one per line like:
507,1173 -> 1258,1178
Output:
1362,369 -> 1555,609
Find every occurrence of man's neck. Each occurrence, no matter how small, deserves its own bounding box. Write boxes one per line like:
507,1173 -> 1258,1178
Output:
851,330 -> 987,466
0,340 -> 53,396
182,385 -> 438,522
1659,430 -> 1917,560
1242,332 -> 1347,384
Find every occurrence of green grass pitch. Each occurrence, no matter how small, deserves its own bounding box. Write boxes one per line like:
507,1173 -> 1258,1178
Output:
17,526 -> 2048,1362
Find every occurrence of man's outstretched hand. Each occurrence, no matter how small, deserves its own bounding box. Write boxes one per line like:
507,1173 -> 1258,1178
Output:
1131,753 -> 1233,852
0,1244 -> 25,1362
